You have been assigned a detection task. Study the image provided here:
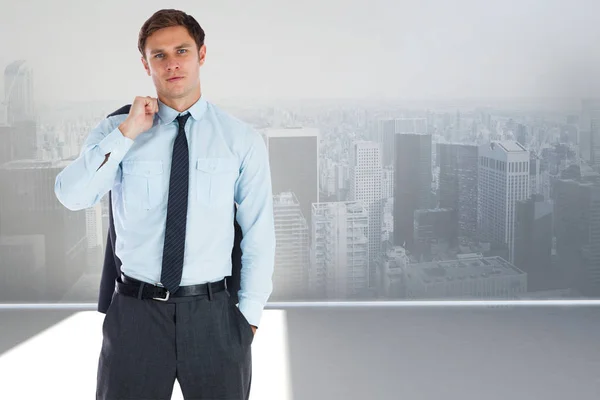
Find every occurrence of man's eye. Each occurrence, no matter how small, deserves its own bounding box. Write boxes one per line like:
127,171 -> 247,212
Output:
178,49 -> 187,53
154,54 -> 163,58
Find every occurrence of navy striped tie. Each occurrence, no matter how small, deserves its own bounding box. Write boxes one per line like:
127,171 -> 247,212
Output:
160,112 -> 191,293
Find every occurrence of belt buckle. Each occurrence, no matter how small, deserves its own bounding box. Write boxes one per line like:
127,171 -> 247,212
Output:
153,283 -> 170,302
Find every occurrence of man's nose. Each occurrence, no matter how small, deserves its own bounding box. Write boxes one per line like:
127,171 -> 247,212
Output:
166,63 -> 180,71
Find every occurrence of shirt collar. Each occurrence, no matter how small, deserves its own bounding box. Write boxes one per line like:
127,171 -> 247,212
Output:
156,95 -> 208,125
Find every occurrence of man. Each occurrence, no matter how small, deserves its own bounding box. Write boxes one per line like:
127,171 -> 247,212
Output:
54,8 -> 276,400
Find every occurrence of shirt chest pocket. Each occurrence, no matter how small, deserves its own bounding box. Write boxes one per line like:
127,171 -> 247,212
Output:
121,160 -> 164,211
195,158 -> 239,207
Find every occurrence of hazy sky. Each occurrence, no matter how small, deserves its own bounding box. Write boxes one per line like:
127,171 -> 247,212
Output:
1,0 -> 599,105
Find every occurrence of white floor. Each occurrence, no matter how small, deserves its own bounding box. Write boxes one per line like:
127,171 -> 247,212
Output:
0,310 -> 292,400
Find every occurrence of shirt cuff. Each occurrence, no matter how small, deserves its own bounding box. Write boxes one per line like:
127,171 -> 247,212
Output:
98,126 -> 134,163
238,298 -> 265,328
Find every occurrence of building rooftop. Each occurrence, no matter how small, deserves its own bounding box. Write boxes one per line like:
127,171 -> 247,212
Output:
414,207 -> 453,215
265,127 -> 319,138
437,142 -> 477,148
493,141 -> 527,153
274,192 -> 301,205
4,60 -> 29,75
390,256 -> 525,283
312,201 -> 367,215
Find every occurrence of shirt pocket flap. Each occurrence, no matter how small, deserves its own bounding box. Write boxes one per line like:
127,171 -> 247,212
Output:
122,160 -> 163,177
196,158 -> 239,174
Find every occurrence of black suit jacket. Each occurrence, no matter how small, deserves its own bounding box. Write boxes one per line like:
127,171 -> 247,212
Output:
97,104 -> 243,313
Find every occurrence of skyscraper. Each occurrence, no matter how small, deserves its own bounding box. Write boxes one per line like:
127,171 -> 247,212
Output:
376,118 -> 427,168
0,159 -> 87,300
375,119 -> 395,167
478,141 -> 530,264
529,152 -> 542,196
554,179 -> 600,296
348,141 -> 382,285
266,127 -> 319,230
514,194 -> 553,292
310,201 -> 369,300
272,192 -> 309,300
394,133 -> 432,250
436,143 -> 478,239
580,98 -> 600,162
1,60 -> 37,161
591,118 -> 600,167
3,60 -> 35,125
413,208 -> 458,261
381,167 -> 394,199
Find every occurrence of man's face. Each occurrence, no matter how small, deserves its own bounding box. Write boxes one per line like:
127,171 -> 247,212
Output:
142,25 -> 206,101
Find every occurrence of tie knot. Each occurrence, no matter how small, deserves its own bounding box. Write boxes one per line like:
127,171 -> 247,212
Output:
176,113 -> 191,128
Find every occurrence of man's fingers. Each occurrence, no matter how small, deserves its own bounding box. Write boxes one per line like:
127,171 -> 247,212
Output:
146,96 -> 158,113
136,96 -> 158,115
142,96 -> 159,114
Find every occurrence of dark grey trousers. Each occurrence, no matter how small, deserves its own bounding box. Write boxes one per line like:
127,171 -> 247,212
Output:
96,286 -> 253,400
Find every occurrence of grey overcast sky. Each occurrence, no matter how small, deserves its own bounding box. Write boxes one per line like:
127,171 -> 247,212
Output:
0,0 -> 599,105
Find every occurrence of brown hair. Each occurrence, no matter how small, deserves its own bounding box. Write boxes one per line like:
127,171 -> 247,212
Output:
138,9 -> 205,59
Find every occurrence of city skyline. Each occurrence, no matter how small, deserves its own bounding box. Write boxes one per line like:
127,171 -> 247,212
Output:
1,67 -> 599,302
2,3 -> 600,398
2,0 -> 600,303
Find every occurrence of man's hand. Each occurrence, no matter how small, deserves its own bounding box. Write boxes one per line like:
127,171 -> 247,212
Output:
251,325 -> 257,336
119,96 -> 159,140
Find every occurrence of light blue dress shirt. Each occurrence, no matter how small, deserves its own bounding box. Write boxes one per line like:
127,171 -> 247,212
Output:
54,96 -> 276,327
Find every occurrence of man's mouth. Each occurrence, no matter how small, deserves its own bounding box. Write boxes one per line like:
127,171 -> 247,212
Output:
167,77 -> 183,82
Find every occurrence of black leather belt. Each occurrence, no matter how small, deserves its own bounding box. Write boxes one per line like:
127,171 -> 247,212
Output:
115,274 -> 227,301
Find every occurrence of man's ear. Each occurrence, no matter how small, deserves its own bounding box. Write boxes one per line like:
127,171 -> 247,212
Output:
141,56 -> 150,76
198,44 -> 206,67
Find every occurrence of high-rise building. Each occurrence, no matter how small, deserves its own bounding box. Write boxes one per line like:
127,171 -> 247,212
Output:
395,118 -> 428,136
266,128 -> 319,231
271,192 -> 309,300
376,119 -> 395,167
394,133 -> 432,250
381,197 -> 394,244
0,234 -> 46,301
516,123 -> 528,147
0,122 -> 37,164
413,208 -> 458,261
3,60 -> 35,125
514,194 -> 553,292
85,203 -> 103,250
394,256 -> 527,300
381,167 -> 394,199
375,118 -> 427,167
379,243 -> 409,298
529,152 -> 542,196
436,143 -> 478,239
320,158 -> 337,198
1,60 -> 37,161
478,141 -> 530,264
0,159 -> 87,300
580,98 -> 600,162
348,141 -> 382,285
310,201 -> 369,300
591,118 -> 600,167
554,179 -> 600,296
